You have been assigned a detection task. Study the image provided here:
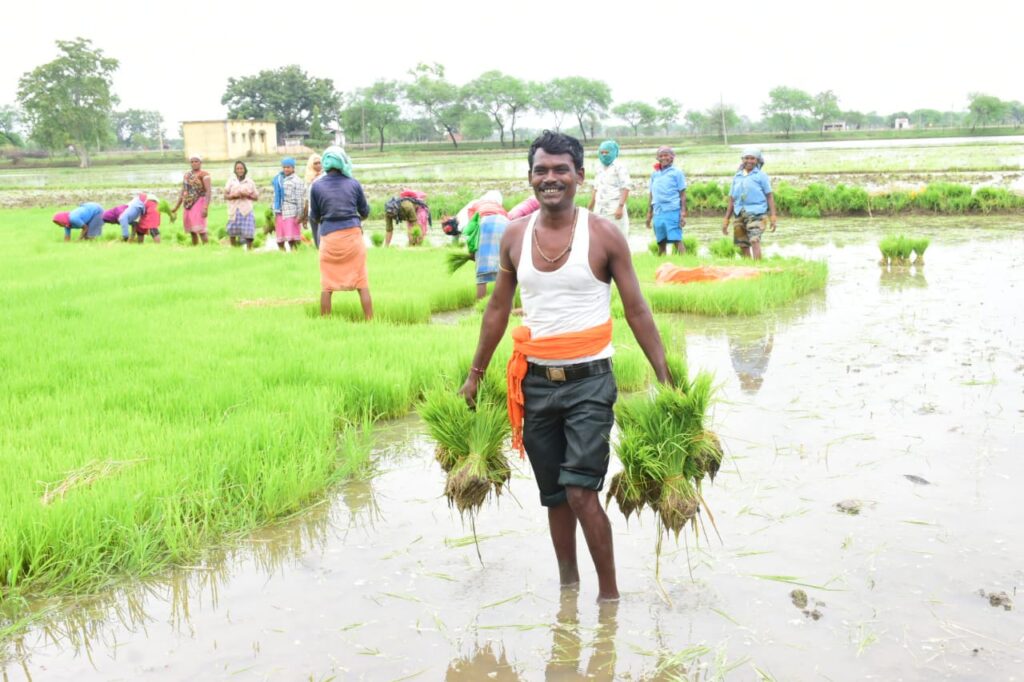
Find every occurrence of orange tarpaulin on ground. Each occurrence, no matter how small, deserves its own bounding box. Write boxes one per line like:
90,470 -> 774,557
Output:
654,263 -> 764,284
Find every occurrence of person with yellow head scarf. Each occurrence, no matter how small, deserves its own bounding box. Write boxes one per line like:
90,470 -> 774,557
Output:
303,153 -> 324,246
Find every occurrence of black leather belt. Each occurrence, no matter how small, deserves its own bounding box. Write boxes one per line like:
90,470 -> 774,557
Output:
527,358 -> 612,383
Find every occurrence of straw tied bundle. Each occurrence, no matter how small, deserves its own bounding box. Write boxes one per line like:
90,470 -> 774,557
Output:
607,355 -> 723,539
419,389 -> 511,515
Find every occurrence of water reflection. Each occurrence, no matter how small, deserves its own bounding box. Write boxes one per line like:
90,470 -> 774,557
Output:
1,499 -> 333,672
545,589 -> 618,681
728,324 -> 775,394
446,642 -> 522,680
878,264 -> 928,290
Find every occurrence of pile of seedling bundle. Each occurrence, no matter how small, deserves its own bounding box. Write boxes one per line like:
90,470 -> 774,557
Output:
708,237 -> 739,259
607,354 -> 722,540
878,233 -> 929,266
157,198 -> 176,223
419,378 -> 511,517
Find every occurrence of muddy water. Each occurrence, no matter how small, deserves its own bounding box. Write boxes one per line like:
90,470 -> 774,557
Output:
3,223 -> 1024,680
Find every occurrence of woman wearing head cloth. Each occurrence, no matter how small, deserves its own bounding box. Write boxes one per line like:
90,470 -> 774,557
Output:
225,161 -> 259,249
588,140 -> 631,237
722,147 -> 777,260
52,202 -> 104,241
273,157 -> 306,251
310,146 -> 373,319
303,154 -> 325,247
171,155 -> 212,245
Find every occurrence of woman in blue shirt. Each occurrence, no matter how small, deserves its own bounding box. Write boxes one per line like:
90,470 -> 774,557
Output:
722,148 -> 777,260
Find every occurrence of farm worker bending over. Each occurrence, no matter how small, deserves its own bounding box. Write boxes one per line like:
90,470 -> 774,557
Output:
118,193 -> 148,241
273,157 -> 306,251
134,195 -> 162,243
458,190 -> 509,299
310,146 -> 373,320
646,146 -> 687,256
588,140 -> 631,237
460,131 -> 672,602
722,148 -> 777,260
225,161 -> 259,249
52,202 -> 104,241
171,155 -> 212,245
383,190 -> 431,247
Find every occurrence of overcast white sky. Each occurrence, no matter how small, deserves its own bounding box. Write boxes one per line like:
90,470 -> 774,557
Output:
2,0 -> 1019,133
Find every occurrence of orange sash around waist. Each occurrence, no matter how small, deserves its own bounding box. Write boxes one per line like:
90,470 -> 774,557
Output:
506,319 -> 613,457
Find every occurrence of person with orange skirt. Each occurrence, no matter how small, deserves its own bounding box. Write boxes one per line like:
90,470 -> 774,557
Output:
309,146 -> 373,320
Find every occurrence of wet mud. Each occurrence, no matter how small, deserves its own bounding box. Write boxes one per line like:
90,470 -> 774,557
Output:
3,223 -> 1023,680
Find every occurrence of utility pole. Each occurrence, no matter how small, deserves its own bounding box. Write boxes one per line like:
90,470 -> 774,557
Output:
720,93 -> 729,146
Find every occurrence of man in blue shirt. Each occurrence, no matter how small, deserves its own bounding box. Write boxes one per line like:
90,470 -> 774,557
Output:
722,148 -> 777,260
645,146 -> 687,255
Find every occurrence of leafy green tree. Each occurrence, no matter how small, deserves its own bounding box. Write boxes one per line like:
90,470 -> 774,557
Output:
707,103 -> 740,141
549,77 -> 612,142
343,80 -> 402,152
841,110 -> 866,130
909,108 -> 943,128
111,109 -> 164,148
656,98 -> 681,134
461,112 -> 495,141
684,110 -> 710,135
612,101 -> 658,136
811,90 -> 841,133
306,105 -> 330,148
967,93 -> 1007,130
1007,101 -> 1024,128
464,71 -> 531,146
17,38 -> 118,167
405,63 -> 465,148
0,105 -> 25,147
221,65 -> 341,140
761,86 -> 813,137
537,83 -> 571,132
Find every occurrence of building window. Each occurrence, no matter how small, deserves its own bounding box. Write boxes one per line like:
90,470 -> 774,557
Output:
259,131 -> 266,142
231,133 -> 236,143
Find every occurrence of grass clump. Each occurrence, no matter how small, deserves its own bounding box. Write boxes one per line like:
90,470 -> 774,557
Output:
419,388 -> 511,516
608,353 -> 721,538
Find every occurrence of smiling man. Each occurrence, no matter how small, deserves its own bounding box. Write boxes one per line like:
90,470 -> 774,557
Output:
460,130 -> 672,602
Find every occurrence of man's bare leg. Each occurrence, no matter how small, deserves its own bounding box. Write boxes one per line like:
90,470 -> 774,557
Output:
357,288 -> 373,321
566,487 -> 619,601
548,502 -> 580,586
751,239 -> 763,260
320,291 -> 332,317
476,283 -> 488,299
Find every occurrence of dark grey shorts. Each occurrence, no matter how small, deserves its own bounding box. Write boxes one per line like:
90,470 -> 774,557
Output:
521,365 -> 617,507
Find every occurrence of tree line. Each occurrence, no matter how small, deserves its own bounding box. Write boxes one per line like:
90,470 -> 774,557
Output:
3,38 -> 1022,167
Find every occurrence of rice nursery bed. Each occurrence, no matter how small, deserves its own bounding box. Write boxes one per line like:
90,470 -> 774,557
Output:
627,252 -> 829,316
0,207 -> 692,625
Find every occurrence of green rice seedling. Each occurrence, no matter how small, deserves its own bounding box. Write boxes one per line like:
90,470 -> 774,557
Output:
878,234 -> 914,266
708,238 -> 739,259
608,352 -> 720,539
370,231 -> 385,248
910,237 -> 930,264
648,240 -> 660,256
682,235 -> 698,255
447,251 -> 474,273
262,207 -> 276,234
410,226 -> 423,246
157,198 -> 175,223
418,388 -> 511,515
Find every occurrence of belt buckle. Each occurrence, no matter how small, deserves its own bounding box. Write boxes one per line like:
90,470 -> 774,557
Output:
545,366 -> 567,382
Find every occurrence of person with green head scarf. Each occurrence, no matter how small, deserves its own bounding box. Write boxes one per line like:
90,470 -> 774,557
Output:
588,139 -> 631,237
321,145 -> 353,177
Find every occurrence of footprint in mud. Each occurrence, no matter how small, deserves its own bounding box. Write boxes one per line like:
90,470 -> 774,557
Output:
790,589 -> 825,620
978,589 -> 1013,611
903,474 -> 931,486
834,499 -> 874,515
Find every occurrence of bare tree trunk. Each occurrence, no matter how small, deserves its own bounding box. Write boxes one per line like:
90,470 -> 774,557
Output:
76,144 -> 90,168
378,127 -> 385,152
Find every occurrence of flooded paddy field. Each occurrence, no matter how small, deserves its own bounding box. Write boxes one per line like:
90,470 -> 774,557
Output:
2,218 -> 1021,680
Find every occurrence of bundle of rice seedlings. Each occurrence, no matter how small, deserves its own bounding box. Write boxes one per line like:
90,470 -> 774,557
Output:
878,234 -> 914,266
157,198 -> 175,223
709,237 -> 739,259
447,251 -> 474,273
682,235 -> 698,255
409,226 -> 423,246
419,388 -> 511,516
608,353 -> 720,539
370,232 -> 385,248
910,237 -> 930,264
263,208 -> 276,234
